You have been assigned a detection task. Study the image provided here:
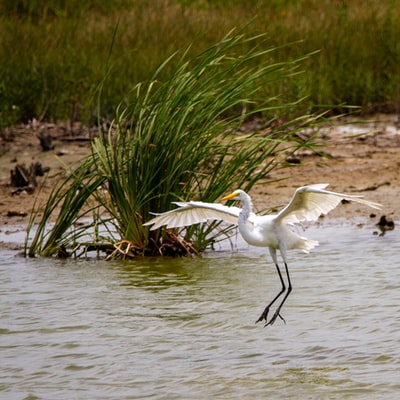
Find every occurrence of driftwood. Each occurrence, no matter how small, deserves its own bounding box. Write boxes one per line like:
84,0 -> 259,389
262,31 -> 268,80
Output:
10,162 -> 50,192
37,132 -> 54,151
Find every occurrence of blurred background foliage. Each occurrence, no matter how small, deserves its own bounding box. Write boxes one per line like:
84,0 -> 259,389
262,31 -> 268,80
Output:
1,0 -> 399,128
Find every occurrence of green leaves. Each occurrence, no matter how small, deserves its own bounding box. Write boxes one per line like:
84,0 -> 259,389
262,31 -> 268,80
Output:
26,32 -> 326,258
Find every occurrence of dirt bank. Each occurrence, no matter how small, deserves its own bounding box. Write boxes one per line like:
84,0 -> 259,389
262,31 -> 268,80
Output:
0,115 -> 398,249
252,114 -> 399,222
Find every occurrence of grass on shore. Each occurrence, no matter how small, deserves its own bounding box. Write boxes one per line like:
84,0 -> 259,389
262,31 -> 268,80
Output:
26,32 -> 328,258
1,0 -> 400,128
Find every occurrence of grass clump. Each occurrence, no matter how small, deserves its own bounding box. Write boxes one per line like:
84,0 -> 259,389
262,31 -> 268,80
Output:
26,32 -> 326,259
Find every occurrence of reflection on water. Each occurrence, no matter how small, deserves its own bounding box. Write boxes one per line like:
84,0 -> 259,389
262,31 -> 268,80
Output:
1,223 -> 399,399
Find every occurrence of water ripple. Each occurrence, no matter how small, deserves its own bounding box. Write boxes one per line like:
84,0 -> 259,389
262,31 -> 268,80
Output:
0,224 -> 399,399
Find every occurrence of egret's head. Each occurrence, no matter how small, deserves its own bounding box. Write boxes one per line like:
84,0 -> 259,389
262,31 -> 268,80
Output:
221,189 -> 245,202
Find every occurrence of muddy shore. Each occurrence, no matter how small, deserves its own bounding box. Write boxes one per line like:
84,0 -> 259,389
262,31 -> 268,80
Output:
1,115 -> 398,249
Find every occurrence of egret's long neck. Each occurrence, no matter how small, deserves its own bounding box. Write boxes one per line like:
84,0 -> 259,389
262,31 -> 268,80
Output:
237,192 -> 262,246
238,192 -> 253,229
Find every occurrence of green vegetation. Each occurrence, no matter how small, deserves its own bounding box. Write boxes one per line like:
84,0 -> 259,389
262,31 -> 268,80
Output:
26,33 -> 326,258
1,0 -> 400,127
8,1 -> 397,258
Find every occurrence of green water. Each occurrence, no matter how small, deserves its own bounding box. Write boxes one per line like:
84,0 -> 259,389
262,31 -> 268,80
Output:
1,223 -> 399,399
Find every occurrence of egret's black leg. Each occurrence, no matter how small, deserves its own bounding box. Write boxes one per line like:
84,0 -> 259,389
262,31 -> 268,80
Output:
265,262 -> 292,326
256,262 -> 286,324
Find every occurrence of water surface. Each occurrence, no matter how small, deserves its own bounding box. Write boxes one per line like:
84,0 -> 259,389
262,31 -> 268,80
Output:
1,222 -> 399,399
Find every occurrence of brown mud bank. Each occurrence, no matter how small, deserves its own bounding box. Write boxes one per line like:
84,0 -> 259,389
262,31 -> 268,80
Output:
250,114 -> 398,222
0,115 -> 398,249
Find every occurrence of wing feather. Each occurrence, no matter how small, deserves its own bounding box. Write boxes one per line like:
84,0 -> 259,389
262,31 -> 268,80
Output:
276,183 -> 381,224
143,201 -> 242,230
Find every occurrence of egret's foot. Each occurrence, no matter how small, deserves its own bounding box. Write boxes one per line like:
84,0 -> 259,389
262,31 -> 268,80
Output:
255,307 -> 270,324
256,306 -> 286,326
265,311 -> 286,327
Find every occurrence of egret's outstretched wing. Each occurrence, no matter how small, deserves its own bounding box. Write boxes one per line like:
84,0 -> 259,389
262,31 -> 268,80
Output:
144,201 -> 244,230
276,183 -> 382,225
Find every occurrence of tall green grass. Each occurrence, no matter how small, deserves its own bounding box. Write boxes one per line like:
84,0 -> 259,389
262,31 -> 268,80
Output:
26,32 -> 326,258
1,0 -> 400,128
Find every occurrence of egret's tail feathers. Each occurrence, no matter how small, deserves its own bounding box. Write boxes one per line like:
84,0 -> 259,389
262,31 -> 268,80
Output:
299,238 -> 319,253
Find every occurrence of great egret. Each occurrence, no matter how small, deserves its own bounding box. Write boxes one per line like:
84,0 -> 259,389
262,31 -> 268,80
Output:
144,184 -> 381,326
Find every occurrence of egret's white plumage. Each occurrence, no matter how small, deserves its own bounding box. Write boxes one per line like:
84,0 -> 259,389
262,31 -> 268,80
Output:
144,183 -> 381,326
146,201 -> 245,229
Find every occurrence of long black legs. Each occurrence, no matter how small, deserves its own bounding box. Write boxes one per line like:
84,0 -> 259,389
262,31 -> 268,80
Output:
256,261 -> 292,326
256,262 -> 285,324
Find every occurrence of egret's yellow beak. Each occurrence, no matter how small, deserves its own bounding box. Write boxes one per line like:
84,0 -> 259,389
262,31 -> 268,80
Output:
221,192 -> 238,201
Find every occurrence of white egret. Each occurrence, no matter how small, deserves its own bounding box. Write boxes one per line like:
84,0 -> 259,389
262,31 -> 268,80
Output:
144,184 -> 381,326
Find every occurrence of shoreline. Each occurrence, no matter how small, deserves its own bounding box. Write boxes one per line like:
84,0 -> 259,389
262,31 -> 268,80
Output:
1,115 -> 398,251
